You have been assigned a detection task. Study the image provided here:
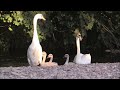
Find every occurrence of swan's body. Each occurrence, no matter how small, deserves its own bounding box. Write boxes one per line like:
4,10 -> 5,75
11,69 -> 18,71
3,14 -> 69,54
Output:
27,14 -> 46,66
73,30 -> 91,64
74,54 -> 91,64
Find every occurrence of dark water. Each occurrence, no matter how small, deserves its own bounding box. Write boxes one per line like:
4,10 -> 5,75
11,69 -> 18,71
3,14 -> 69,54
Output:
0,53 -> 120,67
0,56 -> 28,67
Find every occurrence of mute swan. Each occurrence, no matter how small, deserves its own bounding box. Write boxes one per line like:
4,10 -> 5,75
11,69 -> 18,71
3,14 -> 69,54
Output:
73,29 -> 91,64
27,14 -> 46,66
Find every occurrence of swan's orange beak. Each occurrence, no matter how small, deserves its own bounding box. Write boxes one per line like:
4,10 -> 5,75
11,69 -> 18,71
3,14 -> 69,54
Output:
79,36 -> 83,41
42,17 -> 46,21
77,34 -> 82,41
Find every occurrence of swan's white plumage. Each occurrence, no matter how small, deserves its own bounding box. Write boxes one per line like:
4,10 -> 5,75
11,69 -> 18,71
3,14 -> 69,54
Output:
27,14 -> 46,66
73,29 -> 91,64
74,54 -> 91,64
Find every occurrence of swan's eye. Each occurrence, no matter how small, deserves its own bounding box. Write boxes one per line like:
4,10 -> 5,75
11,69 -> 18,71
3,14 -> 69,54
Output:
78,34 -> 81,37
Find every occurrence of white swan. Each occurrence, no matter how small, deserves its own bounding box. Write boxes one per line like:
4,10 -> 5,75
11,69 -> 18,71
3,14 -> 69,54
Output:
27,14 -> 46,66
73,29 -> 91,64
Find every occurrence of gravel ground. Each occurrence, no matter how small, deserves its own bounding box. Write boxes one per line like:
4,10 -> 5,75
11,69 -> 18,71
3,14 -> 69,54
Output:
0,63 -> 120,79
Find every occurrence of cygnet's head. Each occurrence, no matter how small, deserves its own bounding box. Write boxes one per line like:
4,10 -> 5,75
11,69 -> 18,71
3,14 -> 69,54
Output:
34,14 -> 46,21
64,54 -> 69,58
47,54 -> 53,58
42,51 -> 47,57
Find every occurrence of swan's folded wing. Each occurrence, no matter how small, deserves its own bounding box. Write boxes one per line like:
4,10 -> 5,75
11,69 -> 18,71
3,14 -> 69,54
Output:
81,54 -> 91,64
27,45 -> 42,65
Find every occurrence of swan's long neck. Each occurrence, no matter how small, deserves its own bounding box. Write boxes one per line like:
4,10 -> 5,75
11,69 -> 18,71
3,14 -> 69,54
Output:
42,54 -> 46,64
64,56 -> 69,65
32,17 -> 39,43
76,37 -> 80,54
49,56 -> 53,62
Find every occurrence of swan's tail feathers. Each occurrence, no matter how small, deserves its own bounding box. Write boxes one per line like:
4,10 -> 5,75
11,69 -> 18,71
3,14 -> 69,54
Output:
84,54 -> 91,64
85,54 -> 91,60
79,54 -> 91,64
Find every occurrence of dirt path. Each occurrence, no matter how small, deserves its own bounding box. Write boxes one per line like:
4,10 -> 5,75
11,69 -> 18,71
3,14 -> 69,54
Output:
0,63 -> 120,79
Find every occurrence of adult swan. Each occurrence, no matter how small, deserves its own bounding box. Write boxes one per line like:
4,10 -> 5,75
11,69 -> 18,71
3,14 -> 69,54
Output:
27,14 -> 46,66
73,29 -> 91,64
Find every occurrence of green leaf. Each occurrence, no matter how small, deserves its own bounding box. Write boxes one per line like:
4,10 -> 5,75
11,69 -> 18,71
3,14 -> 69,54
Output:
85,21 -> 94,30
13,21 -> 20,26
8,27 -> 13,31
7,17 -> 13,23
